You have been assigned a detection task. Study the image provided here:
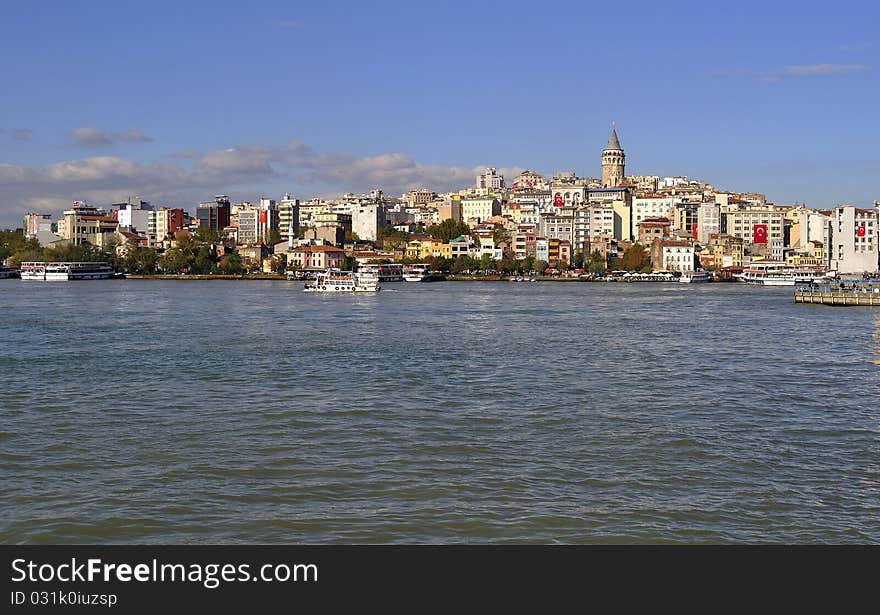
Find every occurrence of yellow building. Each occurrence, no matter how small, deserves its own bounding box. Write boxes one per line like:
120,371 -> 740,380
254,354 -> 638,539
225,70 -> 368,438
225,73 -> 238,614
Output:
405,236 -> 452,260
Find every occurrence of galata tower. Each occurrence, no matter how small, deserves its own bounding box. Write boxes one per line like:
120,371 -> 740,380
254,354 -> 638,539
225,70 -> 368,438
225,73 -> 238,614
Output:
601,122 -> 625,187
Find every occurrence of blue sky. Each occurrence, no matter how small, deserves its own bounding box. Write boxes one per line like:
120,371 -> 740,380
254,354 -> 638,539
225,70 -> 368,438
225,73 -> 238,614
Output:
1,0 -> 878,226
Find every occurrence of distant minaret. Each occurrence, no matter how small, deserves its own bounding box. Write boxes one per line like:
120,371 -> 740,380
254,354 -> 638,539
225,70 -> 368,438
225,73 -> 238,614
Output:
601,122 -> 625,187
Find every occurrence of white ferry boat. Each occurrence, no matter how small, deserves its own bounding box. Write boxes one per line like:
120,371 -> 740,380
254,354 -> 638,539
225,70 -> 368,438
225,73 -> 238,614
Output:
20,261 -> 114,281
357,263 -> 403,282
403,263 -> 445,282
303,270 -> 380,293
735,262 -> 837,286
0,265 -> 18,279
679,270 -> 712,283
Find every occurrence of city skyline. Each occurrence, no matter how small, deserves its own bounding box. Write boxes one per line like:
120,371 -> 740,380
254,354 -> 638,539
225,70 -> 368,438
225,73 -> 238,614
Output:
2,0 -> 879,227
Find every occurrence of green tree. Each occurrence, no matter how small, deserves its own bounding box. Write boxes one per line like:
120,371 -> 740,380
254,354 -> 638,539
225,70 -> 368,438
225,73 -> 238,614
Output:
492,225 -> 511,248
587,250 -> 607,274
451,255 -> 477,274
271,254 -> 287,274
159,248 -> 190,273
194,227 -> 220,244
379,227 -> 409,250
343,231 -> 360,243
426,219 -> 470,243
218,252 -> 243,275
534,259 -> 550,274
136,248 -> 159,274
192,245 -> 216,274
341,256 -> 358,271
479,253 -> 496,271
620,244 -> 650,272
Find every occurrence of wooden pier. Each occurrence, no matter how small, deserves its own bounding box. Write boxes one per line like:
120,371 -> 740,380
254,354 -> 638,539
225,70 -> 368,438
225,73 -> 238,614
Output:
795,287 -> 880,306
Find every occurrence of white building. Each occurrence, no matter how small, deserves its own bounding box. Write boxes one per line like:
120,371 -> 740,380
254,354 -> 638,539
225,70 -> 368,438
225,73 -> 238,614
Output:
631,195 -> 678,226
829,205 -> 879,274
278,194 -> 300,245
461,197 -> 501,224
656,240 -> 695,272
352,203 -> 386,241
476,167 -> 504,190
696,202 -> 721,244
115,197 -> 153,243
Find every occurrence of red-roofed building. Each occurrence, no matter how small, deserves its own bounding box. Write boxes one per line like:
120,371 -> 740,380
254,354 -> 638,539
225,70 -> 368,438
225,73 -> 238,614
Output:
290,245 -> 345,270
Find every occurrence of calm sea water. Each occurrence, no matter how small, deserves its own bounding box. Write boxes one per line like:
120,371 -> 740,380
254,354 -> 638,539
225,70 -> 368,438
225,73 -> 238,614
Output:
1,280 -> 878,543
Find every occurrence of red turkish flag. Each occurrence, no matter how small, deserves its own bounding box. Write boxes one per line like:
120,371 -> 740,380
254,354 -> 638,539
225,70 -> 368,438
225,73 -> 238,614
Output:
857,225 -> 866,237
554,194 -> 563,207
753,224 -> 767,244
259,210 -> 267,223
692,222 -> 698,238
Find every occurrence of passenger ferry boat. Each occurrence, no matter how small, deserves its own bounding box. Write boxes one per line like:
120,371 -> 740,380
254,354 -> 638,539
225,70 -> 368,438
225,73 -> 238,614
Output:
403,263 -> 445,282
357,263 -> 403,282
679,270 -> 712,284
0,265 -> 18,279
303,269 -> 380,293
20,261 -> 114,281
735,262 -> 837,286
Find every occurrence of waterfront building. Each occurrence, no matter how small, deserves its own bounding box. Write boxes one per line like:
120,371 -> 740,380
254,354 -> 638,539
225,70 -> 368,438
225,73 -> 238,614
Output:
405,236 -> 452,260
511,232 -> 538,259
196,195 -> 231,233
651,239 -> 695,272
450,235 -> 478,259
707,233 -> 745,268
536,239 -> 549,264
290,245 -> 345,270
829,205 -> 879,274
790,208 -> 832,249
601,123 -> 625,188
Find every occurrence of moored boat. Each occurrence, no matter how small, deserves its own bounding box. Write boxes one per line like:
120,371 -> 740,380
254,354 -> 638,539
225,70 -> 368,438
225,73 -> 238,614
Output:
735,262 -> 837,286
404,264 -> 445,282
0,265 -> 19,279
20,261 -> 114,281
679,270 -> 711,283
303,269 -> 380,292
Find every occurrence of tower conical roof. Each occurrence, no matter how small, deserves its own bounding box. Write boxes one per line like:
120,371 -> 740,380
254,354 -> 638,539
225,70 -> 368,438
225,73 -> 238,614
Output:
605,123 -> 622,151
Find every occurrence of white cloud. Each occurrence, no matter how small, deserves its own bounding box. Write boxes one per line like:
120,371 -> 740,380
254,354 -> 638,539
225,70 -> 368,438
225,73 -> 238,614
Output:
782,63 -> 869,76
117,130 -> 153,143
0,138 -> 524,225
68,127 -> 113,147
12,128 -> 33,142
